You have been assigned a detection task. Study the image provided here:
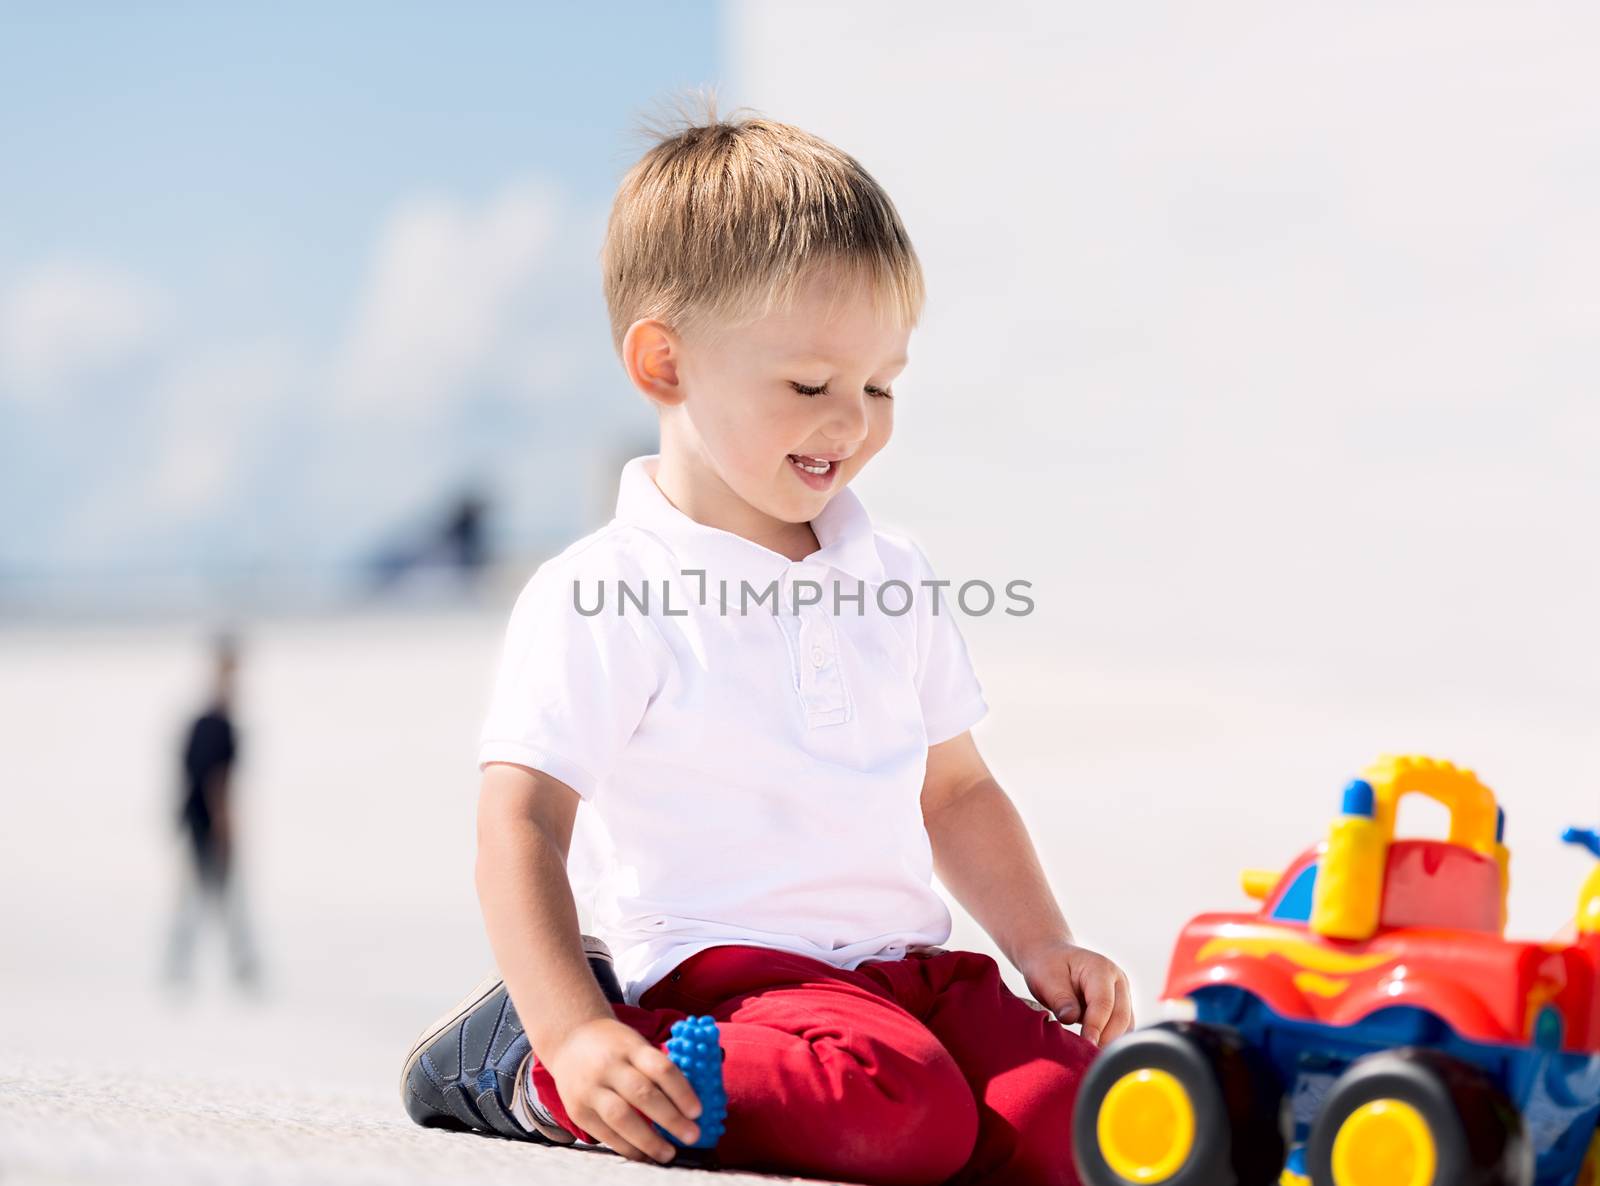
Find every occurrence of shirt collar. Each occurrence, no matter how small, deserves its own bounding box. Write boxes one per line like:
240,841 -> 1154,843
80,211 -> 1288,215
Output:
614,454 -> 887,586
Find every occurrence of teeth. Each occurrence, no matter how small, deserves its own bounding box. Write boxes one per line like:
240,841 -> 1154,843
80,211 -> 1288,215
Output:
789,455 -> 832,475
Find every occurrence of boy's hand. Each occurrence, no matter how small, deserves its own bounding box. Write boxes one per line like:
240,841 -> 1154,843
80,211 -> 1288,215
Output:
543,1017 -> 705,1164
1016,938 -> 1134,1047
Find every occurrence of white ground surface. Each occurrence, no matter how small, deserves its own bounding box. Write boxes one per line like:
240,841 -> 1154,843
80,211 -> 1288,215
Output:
1,611 -> 1594,1183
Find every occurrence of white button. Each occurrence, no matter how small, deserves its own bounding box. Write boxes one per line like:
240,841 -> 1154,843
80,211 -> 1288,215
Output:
811,646 -> 828,668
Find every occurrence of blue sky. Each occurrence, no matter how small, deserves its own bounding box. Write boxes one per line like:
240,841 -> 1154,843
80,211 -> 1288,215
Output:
1,2 -> 719,603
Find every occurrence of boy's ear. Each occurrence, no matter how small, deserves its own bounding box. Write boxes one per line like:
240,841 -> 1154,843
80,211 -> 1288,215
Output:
622,318 -> 685,408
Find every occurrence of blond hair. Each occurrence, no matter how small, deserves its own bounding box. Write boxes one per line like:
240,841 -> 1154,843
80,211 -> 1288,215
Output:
601,93 -> 925,355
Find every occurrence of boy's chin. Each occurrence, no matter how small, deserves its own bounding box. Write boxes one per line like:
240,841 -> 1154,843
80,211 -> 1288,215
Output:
760,485 -> 834,525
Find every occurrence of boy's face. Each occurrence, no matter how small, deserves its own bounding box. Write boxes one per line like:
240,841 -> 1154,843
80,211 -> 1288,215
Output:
670,266 -> 910,527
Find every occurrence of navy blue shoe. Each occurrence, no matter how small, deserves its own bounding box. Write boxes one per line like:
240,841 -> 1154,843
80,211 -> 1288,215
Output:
400,935 -> 625,1141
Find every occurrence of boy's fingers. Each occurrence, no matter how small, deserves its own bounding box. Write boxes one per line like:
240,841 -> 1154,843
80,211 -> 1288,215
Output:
572,1109 -> 644,1163
612,1065 -> 700,1145
632,1045 -> 704,1119
1104,976 -> 1134,1044
593,1092 -> 677,1164
1079,971 -> 1117,1044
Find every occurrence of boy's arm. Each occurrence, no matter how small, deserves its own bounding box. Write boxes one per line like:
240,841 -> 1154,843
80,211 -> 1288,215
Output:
475,762 -> 705,1162
470,758 -> 704,1158
920,730 -> 1133,1045
475,762 -> 614,1055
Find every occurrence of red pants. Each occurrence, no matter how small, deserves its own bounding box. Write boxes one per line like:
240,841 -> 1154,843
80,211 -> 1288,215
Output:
527,943 -> 1100,1186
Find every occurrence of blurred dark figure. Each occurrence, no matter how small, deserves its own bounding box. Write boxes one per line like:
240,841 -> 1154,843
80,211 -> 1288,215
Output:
369,490 -> 490,590
442,492 -> 488,572
164,633 -> 260,989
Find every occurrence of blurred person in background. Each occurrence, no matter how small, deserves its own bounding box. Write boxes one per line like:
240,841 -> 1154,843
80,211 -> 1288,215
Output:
369,489 -> 493,593
163,632 -> 261,991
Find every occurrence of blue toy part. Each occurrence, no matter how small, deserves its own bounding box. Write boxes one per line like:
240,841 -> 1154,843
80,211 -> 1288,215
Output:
1563,826 -> 1600,861
1268,862 -> 1319,923
1341,778 -> 1376,818
1192,985 -> 1600,1186
659,1015 -> 727,1150
1282,1143 -> 1310,1183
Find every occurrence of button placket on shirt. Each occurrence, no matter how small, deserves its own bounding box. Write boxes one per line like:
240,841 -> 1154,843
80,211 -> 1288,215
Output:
786,561 -> 850,727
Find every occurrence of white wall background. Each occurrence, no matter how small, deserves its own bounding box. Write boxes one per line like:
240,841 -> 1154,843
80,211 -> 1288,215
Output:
729,2 -> 1600,1012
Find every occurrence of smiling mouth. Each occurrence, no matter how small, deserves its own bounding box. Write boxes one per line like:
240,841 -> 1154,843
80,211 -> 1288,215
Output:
787,453 -> 835,475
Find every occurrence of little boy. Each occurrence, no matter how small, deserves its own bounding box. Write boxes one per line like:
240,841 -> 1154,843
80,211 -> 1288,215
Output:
401,107 -> 1132,1186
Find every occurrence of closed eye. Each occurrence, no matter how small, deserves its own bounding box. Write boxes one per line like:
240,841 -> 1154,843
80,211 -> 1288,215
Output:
789,381 -> 893,399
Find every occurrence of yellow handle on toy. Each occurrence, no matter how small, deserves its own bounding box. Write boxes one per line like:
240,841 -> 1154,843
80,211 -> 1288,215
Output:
1310,754 -> 1506,941
1363,754 -> 1499,857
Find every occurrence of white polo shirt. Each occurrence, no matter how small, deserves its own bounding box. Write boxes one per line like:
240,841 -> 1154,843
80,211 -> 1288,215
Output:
478,454 -> 988,1005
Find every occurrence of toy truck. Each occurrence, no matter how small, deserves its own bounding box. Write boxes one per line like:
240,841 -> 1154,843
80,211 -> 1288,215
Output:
1072,754 -> 1600,1186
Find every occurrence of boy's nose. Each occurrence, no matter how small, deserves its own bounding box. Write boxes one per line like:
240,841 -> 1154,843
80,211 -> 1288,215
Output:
822,389 -> 870,446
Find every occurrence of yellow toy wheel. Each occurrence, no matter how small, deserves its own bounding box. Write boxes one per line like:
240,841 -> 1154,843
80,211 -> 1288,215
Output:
1096,1068 -> 1196,1183
1072,1021 -> 1284,1186
1328,1098 -> 1436,1186
1307,1049 -> 1527,1186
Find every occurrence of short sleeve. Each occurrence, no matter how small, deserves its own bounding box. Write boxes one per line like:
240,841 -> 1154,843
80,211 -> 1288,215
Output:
477,553 -> 665,799
909,542 -> 989,745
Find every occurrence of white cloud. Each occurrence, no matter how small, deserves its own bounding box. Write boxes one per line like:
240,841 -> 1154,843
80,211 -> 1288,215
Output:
333,183 -> 558,417
145,340 -> 304,515
8,177 -> 606,585
0,261 -> 169,401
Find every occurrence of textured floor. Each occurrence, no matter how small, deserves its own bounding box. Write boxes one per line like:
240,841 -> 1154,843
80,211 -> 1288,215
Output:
0,966 -> 838,1186
0,1064 -> 817,1186
0,1027 -> 821,1186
